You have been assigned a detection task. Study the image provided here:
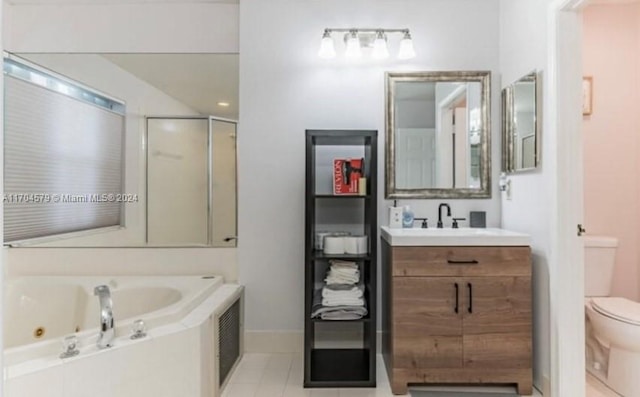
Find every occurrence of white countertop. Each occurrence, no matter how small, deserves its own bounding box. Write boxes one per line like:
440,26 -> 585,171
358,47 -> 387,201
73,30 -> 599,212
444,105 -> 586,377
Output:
380,226 -> 531,246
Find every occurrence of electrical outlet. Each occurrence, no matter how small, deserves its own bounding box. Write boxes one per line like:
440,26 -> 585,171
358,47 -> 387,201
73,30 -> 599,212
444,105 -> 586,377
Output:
389,207 -> 403,228
506,180 -> 512,201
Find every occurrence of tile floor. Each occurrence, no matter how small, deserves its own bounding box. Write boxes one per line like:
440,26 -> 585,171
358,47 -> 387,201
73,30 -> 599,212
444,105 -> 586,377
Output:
586,373 -> 620,397
222,353 -> 544,397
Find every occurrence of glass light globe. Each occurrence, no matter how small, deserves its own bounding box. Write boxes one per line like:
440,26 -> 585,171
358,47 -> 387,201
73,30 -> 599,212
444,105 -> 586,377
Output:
372,32 -> 389,60
345,32 -> 362,59
398,32 -> 416,60
318,31 -> 336,59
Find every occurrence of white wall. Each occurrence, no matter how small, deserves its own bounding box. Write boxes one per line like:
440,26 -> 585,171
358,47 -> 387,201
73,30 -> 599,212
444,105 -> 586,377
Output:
3,3 -> 238,53
499,0 -> 554,390
3,3 -> 240,281
239,0 -> 501,335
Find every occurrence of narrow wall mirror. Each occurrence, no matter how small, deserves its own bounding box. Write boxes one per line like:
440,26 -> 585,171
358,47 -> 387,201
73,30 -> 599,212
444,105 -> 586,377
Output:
502,71 -> 539,173
385,71 -> 491,199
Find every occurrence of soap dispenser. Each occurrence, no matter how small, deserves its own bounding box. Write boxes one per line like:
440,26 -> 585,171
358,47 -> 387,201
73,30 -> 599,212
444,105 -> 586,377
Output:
402,206 -> 414,228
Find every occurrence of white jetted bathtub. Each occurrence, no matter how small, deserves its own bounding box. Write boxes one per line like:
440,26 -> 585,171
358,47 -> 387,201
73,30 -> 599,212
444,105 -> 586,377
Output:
4,276 -> 244,397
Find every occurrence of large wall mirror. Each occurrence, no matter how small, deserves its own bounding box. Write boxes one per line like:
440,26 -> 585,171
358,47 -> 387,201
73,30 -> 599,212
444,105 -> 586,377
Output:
3,52 -> 238,248
385,71 -> 491,199
502,71 -> 539,173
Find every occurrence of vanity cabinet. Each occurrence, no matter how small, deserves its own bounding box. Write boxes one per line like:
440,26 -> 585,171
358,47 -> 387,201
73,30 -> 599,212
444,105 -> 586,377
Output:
382,244 -> 532,395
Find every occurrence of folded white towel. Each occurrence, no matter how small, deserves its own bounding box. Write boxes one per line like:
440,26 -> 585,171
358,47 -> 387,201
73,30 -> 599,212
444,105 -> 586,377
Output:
325,274 -> 359,285
325,262 -> 360,284
330,267 -> 358,275
330,260 -> 358,268
322,286 -> 363,299
322,296 -> 365,307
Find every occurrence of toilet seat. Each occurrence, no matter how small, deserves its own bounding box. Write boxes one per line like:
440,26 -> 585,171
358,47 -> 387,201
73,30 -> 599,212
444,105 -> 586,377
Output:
591,297 -> 640,326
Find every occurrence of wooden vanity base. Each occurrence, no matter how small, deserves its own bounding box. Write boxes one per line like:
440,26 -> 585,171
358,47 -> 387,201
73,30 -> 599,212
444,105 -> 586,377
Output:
389,369 -> 533,395
382,242 -> 533,396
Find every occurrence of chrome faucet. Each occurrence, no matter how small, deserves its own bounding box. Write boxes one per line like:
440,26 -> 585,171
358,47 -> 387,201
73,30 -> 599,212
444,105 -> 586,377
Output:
437,203 -> 451,228
94,285 -> 114,349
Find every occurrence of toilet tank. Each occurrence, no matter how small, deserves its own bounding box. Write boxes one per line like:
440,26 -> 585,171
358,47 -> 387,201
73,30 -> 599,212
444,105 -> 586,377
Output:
584,236 -> 618,297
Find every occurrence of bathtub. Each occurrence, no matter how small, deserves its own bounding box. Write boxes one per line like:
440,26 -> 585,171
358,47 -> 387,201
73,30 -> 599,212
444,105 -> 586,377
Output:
4,276 -> 244,397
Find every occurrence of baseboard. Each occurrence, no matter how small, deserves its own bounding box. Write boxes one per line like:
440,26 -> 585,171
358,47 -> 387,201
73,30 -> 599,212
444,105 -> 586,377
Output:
245,330 -> 383,353
542,375 -> 550,396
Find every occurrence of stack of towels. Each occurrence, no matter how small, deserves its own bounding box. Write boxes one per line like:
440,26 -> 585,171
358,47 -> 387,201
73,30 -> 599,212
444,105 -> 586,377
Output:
311,260 -> 368,320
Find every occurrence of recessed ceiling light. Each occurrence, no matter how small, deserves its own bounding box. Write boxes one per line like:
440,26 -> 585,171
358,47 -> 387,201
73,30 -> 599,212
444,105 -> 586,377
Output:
217,102 -> 230,107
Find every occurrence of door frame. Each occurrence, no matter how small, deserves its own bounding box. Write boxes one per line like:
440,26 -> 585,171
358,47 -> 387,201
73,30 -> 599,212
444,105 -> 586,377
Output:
436,86 -> 467,188
548,0 -> 589,396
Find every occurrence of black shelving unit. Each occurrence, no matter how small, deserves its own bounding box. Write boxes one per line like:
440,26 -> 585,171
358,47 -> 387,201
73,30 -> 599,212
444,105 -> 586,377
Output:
304,129 -> 377,388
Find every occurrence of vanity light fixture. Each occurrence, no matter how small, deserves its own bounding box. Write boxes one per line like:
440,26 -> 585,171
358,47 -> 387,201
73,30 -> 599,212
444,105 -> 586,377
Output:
318,29 -> 337,59
318,28 -> 416,60
397,30 -> 416,60
345,30 -> 362,59
372,31 -> 390,60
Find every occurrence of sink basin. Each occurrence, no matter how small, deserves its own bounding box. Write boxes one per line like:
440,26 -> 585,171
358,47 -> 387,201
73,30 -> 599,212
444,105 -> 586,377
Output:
380,226 -> 530,246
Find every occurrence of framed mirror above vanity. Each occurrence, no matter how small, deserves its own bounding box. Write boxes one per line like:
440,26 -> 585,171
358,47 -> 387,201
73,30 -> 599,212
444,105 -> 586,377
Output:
385,71 -> 491,199
502,71 -> 539,173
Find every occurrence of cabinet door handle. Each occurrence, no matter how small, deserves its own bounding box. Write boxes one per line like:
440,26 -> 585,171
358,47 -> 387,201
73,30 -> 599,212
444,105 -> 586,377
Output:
454,283 -> 459,313
447,259 -> 479,265
467,282 -> 473,313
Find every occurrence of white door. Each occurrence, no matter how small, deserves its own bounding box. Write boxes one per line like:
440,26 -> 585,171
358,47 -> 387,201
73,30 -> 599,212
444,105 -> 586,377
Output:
454,107 -> 468,188
147,118 -> 209,245
396,128 -> 436,189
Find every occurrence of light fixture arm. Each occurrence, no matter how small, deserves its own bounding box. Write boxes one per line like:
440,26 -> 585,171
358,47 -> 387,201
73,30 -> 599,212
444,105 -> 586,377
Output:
323,28 -> 410,34
319,28 -> 415,60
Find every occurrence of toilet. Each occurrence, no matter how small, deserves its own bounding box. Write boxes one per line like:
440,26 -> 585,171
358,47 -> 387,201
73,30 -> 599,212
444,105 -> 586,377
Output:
585,235 -> 640,397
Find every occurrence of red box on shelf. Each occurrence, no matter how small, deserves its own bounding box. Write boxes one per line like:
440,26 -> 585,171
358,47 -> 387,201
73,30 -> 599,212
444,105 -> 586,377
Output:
333,158 -> 363,195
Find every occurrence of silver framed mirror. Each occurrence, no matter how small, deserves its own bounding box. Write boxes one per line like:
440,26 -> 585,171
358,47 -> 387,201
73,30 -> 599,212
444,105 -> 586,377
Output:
502,71 -> 539,173
385,71 -> 491,199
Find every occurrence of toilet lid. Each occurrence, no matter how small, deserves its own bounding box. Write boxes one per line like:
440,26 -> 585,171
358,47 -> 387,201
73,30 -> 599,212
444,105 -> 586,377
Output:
591,297 -> 640,325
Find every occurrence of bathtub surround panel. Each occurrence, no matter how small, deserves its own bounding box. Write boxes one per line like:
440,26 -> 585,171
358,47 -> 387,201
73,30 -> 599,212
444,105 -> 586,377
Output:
239,0 -> 501,335
4,280 -> 244,397
583,4 -> 640,301
5,322 -> 201,397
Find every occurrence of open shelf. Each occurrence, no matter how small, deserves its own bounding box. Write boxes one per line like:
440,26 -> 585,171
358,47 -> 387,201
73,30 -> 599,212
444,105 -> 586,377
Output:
306,348 -> 374,387
305,129 -> 377,388
310,317 -> 371,323
310,131 -> 375,147
311,251 -> 371,261
314,194 -> 371,199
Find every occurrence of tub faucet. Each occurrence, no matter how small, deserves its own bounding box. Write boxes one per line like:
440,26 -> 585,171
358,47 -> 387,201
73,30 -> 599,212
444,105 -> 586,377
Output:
94,285 -> 114,349
437,203 -> 451,228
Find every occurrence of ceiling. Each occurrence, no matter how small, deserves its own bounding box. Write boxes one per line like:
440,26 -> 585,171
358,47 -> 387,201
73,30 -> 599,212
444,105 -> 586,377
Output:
7,0 -> 237,4
102,53 -> 238,119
